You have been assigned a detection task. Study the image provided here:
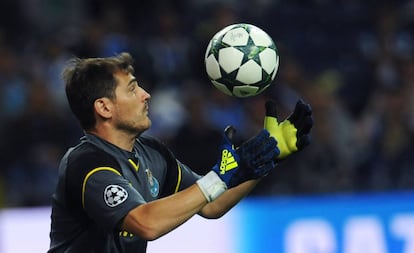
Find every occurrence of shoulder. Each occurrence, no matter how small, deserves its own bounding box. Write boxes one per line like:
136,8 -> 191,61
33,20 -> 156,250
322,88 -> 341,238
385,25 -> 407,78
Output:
138,134 -> 165,148
136,134 -> 178,169
56,142 -> 122,207
66,142 -> 119,169
61,142 -> 121,183
137,134 -> 172,157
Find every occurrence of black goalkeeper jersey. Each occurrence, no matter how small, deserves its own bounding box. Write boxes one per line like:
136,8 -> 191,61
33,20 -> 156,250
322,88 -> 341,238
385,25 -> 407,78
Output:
48,133 -> 201,253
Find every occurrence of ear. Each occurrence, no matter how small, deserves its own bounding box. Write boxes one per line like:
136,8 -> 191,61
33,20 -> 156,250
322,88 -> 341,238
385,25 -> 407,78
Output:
94,97 -> 113,119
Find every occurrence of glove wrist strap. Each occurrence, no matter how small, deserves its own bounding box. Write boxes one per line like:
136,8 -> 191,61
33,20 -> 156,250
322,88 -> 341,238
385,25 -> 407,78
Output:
196,171 -> 227,202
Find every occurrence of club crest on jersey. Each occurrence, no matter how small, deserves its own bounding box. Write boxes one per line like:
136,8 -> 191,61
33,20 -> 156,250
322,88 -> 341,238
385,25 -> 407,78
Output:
104,185 -> 128,207
145,168 -> 159,197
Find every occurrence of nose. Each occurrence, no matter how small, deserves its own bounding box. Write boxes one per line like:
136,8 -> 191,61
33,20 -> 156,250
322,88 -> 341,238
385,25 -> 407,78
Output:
144,89 -> 151,100
141,87 -> 151,100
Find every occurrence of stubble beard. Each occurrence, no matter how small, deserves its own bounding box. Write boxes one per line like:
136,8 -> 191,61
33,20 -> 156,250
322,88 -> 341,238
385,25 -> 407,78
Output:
115,118 -> 151,138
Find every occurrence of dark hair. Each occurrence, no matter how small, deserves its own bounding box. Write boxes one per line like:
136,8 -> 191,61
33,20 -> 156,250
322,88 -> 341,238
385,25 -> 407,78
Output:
63,52 -> 134,130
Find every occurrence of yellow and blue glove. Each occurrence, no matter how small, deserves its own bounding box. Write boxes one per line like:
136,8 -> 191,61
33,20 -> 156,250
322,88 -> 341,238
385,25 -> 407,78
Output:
215,126 -> 279,187
264,100 -> 313,160
197,126 -> 279,202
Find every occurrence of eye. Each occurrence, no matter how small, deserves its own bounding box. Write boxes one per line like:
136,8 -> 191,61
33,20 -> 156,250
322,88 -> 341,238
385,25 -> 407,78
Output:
129,84 -> 137,93
127,79 -> 140,94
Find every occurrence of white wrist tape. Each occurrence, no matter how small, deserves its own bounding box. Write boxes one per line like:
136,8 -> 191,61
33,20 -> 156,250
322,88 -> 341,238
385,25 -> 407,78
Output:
196,171 -> 227,202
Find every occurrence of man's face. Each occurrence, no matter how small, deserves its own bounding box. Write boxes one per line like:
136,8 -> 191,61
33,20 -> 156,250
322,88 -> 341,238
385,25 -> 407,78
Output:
111,71 -> 151,135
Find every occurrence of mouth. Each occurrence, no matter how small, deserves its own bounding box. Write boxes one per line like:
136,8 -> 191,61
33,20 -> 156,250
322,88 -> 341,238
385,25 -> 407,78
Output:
144,102 -> 149,114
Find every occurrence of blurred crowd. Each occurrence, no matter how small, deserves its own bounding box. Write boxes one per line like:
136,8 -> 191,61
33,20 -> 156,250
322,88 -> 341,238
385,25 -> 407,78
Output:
0,0 -> 414,207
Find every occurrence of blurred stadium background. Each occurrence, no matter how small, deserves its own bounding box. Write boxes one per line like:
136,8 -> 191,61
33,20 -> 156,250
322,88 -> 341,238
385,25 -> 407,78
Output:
0,0 -> 414,252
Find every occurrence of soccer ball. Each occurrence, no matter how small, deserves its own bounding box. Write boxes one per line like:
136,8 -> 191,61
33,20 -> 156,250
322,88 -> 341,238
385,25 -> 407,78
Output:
205,23 -> 279,97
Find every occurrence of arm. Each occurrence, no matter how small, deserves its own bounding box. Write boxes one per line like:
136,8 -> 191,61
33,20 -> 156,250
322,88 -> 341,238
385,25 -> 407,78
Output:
122,179 -> 260,240
122,127 -> 278,240
122,183 -> 207,241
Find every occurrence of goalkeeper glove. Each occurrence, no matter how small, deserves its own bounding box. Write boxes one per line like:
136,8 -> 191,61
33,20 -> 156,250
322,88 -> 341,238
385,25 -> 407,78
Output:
197,126 -> 279,202
264,100 -> 313,160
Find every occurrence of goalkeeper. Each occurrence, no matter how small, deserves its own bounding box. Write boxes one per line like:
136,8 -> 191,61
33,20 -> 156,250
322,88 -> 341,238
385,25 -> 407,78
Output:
48,52 -> 313,253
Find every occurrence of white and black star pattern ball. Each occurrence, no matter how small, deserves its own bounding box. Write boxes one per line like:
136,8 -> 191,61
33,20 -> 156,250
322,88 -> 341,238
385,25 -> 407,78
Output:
205,23 -> 279,97
104,185 -> 128,207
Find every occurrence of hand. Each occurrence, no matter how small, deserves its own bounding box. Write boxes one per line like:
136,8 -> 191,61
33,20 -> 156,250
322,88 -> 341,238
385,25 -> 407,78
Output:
197,126 -> 279,202
264,100 -> 313,160
212,126 -> 279,188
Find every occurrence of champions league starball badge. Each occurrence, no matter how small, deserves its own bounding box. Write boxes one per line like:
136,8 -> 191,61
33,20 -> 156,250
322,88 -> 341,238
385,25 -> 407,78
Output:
145,168 -> 159,197
104,185 -> 128,207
